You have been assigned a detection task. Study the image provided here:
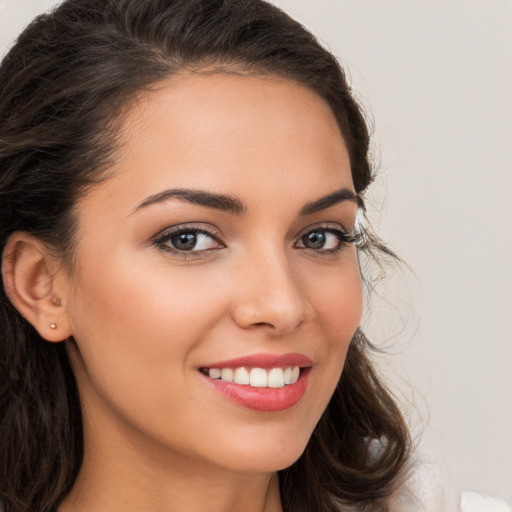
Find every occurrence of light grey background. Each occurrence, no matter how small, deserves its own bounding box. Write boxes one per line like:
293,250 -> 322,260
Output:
2,0 -> 511,501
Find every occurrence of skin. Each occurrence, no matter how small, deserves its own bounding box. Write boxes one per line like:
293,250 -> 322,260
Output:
28,73 -> 362,511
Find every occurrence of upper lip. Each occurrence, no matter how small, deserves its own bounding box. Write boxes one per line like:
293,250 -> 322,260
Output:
201,352 -> 312,369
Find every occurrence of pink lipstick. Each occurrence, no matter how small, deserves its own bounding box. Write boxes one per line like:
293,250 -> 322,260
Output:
199,353 -> 311,412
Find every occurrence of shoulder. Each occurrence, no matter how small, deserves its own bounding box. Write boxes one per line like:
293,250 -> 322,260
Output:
460,492 -> 512,512
386,455 -> 512,512
387,457 -> 460,511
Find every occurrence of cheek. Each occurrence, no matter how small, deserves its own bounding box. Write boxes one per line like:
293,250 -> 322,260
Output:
300,252 -> 362,409
310,254 -> 363,350
65,251 -> 231,445
69,250 -> 222,353
65,251 -> 224,409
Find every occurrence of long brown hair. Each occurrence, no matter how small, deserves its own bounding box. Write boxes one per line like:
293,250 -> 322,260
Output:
0,1 -> 410,510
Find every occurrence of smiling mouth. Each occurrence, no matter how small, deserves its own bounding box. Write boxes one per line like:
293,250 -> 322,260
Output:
199,355 -> 312,411
199,366 -> 302,389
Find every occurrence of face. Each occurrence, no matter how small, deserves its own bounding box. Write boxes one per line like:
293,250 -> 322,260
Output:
61,72 -> 362,474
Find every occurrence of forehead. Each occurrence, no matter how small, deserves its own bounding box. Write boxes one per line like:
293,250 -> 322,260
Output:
80,72 -> 353,214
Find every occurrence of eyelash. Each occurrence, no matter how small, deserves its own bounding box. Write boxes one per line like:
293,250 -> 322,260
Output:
152,223 -> 361,258
296,224 -> 362,255
152,225 -> 224,258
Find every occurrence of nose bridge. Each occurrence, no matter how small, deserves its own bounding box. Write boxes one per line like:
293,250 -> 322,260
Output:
231,241 -> 310,334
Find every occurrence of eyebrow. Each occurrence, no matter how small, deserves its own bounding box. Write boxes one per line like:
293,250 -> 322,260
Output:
299,187 -> 358,215
133,186 -> 357,216
133,188 -> 247,215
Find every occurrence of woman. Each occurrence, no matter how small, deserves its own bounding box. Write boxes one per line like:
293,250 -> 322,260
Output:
0,1 -> 410,511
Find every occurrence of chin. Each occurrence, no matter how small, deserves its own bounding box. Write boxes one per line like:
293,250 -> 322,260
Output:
203,427 -> 312,474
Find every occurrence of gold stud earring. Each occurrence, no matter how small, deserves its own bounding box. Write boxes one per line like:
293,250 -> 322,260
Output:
50,323 -> 57,330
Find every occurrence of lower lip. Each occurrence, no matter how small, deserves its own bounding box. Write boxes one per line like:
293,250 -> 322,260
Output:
200,368 -> 310,412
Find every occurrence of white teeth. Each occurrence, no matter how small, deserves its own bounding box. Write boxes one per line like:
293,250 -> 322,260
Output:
249,368 -> 268,387
209,368 -> 221,379
206,365 -> 302,388
234,367 -> 250,385
221,368 -> 234,382
268,368 -> 285,388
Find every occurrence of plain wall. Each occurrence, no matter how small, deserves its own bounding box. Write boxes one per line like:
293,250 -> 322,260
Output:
2,0 -> 511,502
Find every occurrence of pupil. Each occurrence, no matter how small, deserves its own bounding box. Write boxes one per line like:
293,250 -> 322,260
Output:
172,232 -> 197,250
303,231 -> 325,249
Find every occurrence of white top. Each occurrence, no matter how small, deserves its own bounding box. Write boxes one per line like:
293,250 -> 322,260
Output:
388,460 -> 512,511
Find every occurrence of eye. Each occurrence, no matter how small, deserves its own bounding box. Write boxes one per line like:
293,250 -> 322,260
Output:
153,227 -> 223,253
295,226 -> 359,253
298,229 -> 341,250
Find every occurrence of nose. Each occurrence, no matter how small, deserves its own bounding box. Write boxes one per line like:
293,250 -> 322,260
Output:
230,249 -> 312,335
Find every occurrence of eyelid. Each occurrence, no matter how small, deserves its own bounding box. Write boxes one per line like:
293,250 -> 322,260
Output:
294,222 -> 361,251
296,222 -> 354,239
153,222 -> 223,241
152,223 -> 225,254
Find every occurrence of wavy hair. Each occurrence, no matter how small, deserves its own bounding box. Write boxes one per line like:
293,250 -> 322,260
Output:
0,1 -> 410,510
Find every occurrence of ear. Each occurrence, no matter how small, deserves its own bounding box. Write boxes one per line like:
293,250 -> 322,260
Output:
2,232 -> 72,342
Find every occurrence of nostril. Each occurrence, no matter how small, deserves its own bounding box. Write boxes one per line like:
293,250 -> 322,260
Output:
230,289 -> 308,334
